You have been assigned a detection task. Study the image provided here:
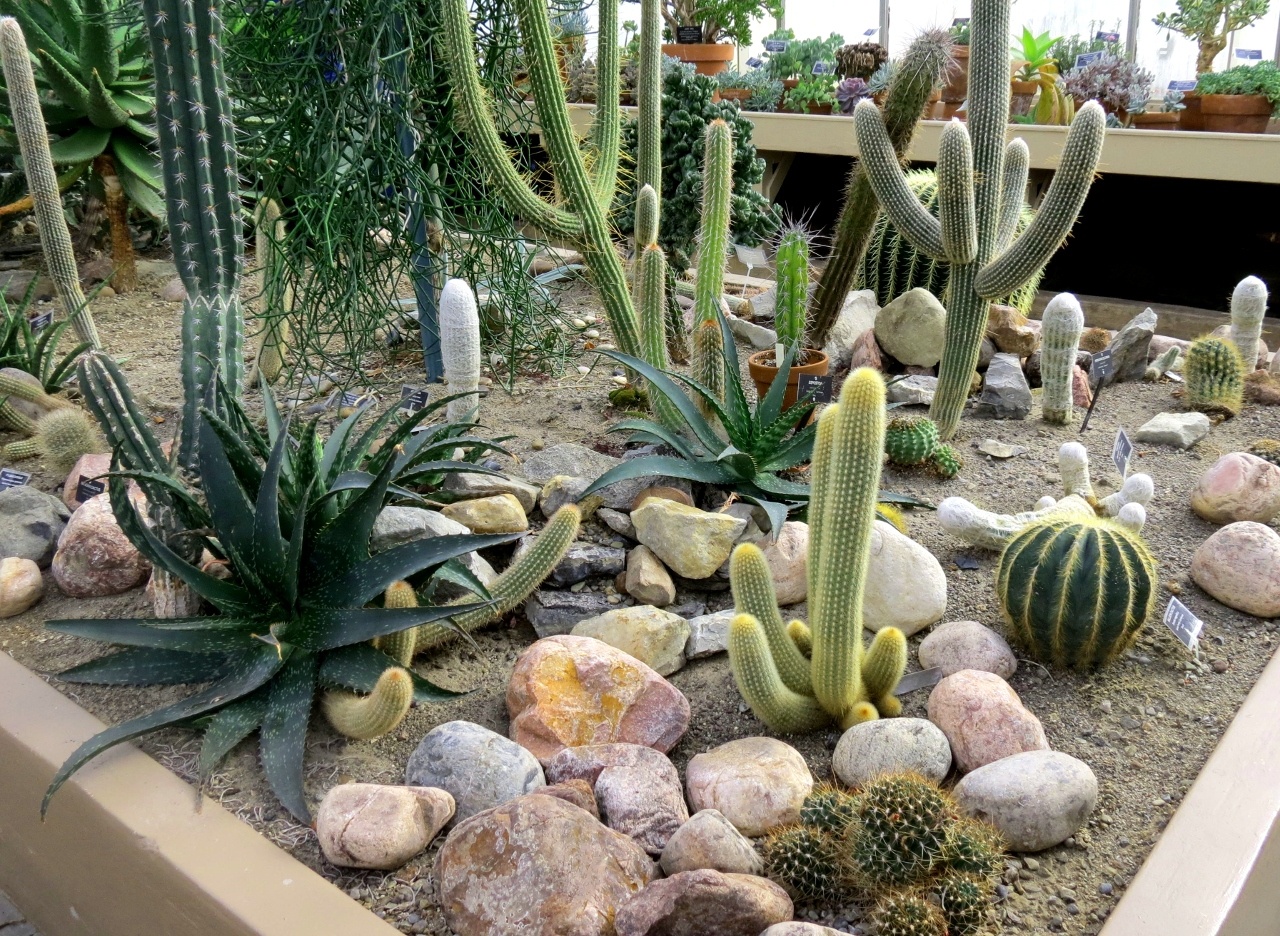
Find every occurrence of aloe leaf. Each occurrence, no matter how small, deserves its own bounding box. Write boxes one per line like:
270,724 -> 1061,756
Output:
56,647 -> 236,685
432,557 -> 493,600
607,417 -> 699,461
756,344 -> 796,430
319,644 -> 464,703
45,617 -> 257,652
258,651 -> 317,823
877,491 -> 936,509
46,125 -> 110,164
289,604 -> 487,653
598,350 -> 724,454
734,493 -> 791,539
306,445 -> 402,580
747,471 -> 813,498
198,690 -> 269,780
583,455 -> 737,499
760,422 -> 819,471
251,429 -> 290,590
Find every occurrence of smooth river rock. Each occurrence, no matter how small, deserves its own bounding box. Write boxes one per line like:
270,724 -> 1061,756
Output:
832,717 -> 953,787
864,521 -> 948,636
927,669 -> 1049,773
51,492 -> 149,597
952,750 -> 1097,852
1190,452 -> 1280,525
685,737 -> 813,837
0,556 -> 43,618
917,620 -> 1018,679
874,287 -> 946,367
659,809 -> 763,876
315,783 -> 454,870
0,485 -> 70,568
615,870 -> 792,936
404,720 -> 544,823
1191,521 -> 1280,618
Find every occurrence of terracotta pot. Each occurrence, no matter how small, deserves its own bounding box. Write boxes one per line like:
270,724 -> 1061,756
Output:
1200,93 -> 1272,133
747,348 -> 830,410
718,88 -> 752,105
1010,80 -> 1038,118
941,47 -> 969,103
783,78 -> 800,91
1180,92 -> 1204,131
1131,111 -> 1181,130
661,42 -> 734,76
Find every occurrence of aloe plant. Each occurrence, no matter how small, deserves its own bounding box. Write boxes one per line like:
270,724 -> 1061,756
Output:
0,276 -> 90,393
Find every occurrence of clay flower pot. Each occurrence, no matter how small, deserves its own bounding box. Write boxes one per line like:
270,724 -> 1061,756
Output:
1200,93 -> 1272,133
661,42 -> 734,76
747,348 -> 829,410
941,46 -> 970,104
1131,111 -> 1181,130
717,88 -> 752,105
1179,92 -> 1204,131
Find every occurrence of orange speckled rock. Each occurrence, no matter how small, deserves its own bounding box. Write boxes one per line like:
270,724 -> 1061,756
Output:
507,635 -> 691,765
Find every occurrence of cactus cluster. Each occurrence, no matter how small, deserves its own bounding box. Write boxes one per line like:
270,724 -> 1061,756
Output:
996,514 -> 1159,670
1184,335 -> 1245,416
1039,293 -> 1085,424
848,773 -> 954,887
322,666 -> 415,740
763,824 -> 846,902
800,783 -> 858,834
1249,439 -> 1280,466
1229,275 -> 1269,370
884,415 -> 964,478
0,371 -> 74,435
870,891 -> 948,936
3,408 -> 100,475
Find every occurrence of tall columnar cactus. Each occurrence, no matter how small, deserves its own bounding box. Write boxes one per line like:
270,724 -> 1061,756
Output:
691,119 -> 734,414
143,0 -> 245,469
440,279 -> 482,424
0,17 -> 100,349
321,666 -> 415,740
1229,275 -> 1269,370
728,369 -> 908,732
1040,293 -> 1085,424
635,0 -> 662,203
806,29 -> 953,349
635,201 -> 683,434
996,515 -> 1158,670
249,198 -> 293,387
853,0 -> 1105,440
1184,335 -> 1245,416
441,0 -> 641,360
773,226 -> 810,354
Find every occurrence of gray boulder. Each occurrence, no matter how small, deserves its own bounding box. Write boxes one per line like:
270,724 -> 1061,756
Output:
0,486 -> 71,568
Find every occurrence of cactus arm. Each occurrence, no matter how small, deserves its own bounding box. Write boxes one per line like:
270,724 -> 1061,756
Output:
439,279 -> 481,425
0,401 -> 37,435
635,183 -> 659,250
1229,276 -> 1268,370
375,581 -> 419,666
3,438 -> 39,460
995,139 -> 1030,252
728,615 -> 830,733
1098,473 -> 1154,518
1058,441 -> 1095,501
691,120 -> 733,410
786,619 -> 812,656
862,626 -> 907,717
1113,502 -> 1146,534
936,120 -> 977,265
637,240 -> 685,434
937,493 -> 1095,550
587,0 -> 620,209
635,0 -> 661,199
852,101 -> 945,260
976,103 -> 1105,299
321,667 -> 414,740
1040,293 -> 1084,425
730,544 -> 813,696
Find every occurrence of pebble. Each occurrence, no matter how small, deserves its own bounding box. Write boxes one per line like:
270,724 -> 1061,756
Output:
51,491 -> 150,598
631,498 -> 746,580
315,783 -> 454,870
952,750 -> 1098,852
1132,412 -> 1211,449
1099,882 -> 1114,896
597,507 -> 637,540
440,493 -> 529,533
927,669 -> 1049,772
917,620 -> 1018,678
0,556 -> 43,618
404,720 -> 545,823
1191,521 -> 1280,617
442,471 -> 541,514
760,926 -> 845,936
614,870 -> 792,936
1190,453 -> 1280,524
685,608 -> 733,658
832,717 -> 953,786
625,544 -> 676,607
874,287 -> 946,367
685,737 -> 813,837
863,521 -> 948,636
0,485 -> 71,568
570,606 -> 690,676
659,809 -> 763,876
523,590 -> 615,636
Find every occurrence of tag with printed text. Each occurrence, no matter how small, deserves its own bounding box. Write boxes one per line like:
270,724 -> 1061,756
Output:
1112,427 -> 1133,478
0,468 -> 30,491
1164,598 -> 1203,651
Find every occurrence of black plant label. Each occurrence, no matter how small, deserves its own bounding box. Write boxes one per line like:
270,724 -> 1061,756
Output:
400,386 -> 430,412
676,25 -> 701,44
0,468 -> 30,491
27,310 -> 52,333
797,373 -> 833,404
76,475 -> 106,503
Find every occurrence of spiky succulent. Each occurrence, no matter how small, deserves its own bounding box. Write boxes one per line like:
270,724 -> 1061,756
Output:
885,415 -> 940,466
801,784 -> 859,835
870,890 -> 948,936
1184,335 -> 1245,416
929,444 -> 963,479
763,824 -> 846,902
936,872 -> 991,936
1249,439 -> 1280,466
848,773 -> 956,887
939,816 -> 1006,880
0,277 -> 90,393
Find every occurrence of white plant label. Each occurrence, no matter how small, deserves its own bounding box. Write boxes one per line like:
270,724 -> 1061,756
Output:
1164,597 -> 1203,652
1112,427 -> 1133,478
734,244 -> 768,268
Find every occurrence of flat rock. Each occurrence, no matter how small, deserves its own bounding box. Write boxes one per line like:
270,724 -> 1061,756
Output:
316,783 -> 454,870
598,507 -> 637,540
928,669 -> 1049,772
760,925 -> 846,936
885,374 -> 937,406
864,521 -> 947,636
977,353 -> 1032,419
0,556 -> 43,618
614,870 -> 792,936
524,590 -> 615,636
832,717 -> 952,787
632,499 -> 746,580
530,540 -> 626,586
875,287 -> 946,367
1191,521 -> 1280,617
441,493 -> 528,533
1190,453 -> 1280,524
530,778 -> 599,818
659,809 -> 763,876
0,485 -> 70,568
1133,412 -> 1211,449
918,620 -> 1018,679
727,314 -> 777,351
370,506 -> 468,551
507,635 -> 690,764
762,520 -> 808,605
1098,308 -> 1157,384
51,492 -> 149,598
546,743 -> 689,854
987,304 -> 1039,357
520,443 -> 622,487
443,471 -> 541,513
685,609 -> 733,658
571,606 -> 690,676
405,720 -> 545,823
953,750 -> 1097,852
626,544 -> 676,606
434,793 -> 655,936
686,737 -> 812,837
821,290 -> 881,373
976,439 -> 1027,459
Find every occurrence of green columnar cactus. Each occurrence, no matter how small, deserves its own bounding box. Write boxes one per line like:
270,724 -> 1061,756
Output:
691,119 -> 734,413
375,581 -> 420,667
885,415 -> 940,466
1184,335 -> 1245,416
1040,292 -> 1085,424
800,785 -> 859,834
762,825 -> 846,902
806,30 -> 953,349
0,17 -> 100,348
727,369 -> 908,732
413,504 -> 581,653
773,226 -> 811,354
143,0 -> 245,469
849,773 -> 956,886
1229,275 -> 1269,370
440,0 -> 641,360
636,233 -> 684,434
440,279 -> 482,424
635,184 -> 660,251
249,198 -> 292,387
929,444 -> 963,479
321,666 -> 415,740
996,515 -> 1158,670
868,891 -> 948,936
3,408 -> 100,475
635,0 -> 661,203
853,0 -> 1105,440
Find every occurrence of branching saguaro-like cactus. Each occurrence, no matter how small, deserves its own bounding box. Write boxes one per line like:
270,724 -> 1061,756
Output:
441,0 -> 641,360
0,17 -> 100,349
1229,275 -> 1268,370
1040,293 -> 1085,424
440,279 -> 481,424
143,0 -> 245,469
691,119 -> 734,414
728,368 -> 908,732
634,186 -> 684,434
853,0 -> 1105,440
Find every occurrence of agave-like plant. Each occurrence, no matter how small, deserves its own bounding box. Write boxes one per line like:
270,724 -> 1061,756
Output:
43,404 -> 520,823
0,275 -> 90,393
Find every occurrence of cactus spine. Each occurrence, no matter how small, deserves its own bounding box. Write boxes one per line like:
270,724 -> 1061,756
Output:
1184,335 -> 1245,416
0,18 -> 100,349
439,279 -> 482,424
996,515 -> 1158,670
691,120 -> 734,413
248,198 -> 292,387
636,229 -> 683,434
321,666 -> 414,740
853,0 -> 1105,440
1229,275 -> 1268,370
728,369 -> 907,732
4,408 -> 100,475
773,226 -> 810,353
869,891 -> 947,936
1040,293 -> 1085,424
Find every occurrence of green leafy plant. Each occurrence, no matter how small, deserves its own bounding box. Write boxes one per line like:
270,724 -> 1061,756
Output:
1195,60 -> 1280,114
949,22 -> 971,46
783,75 -> 837,113
1153,0 -> 1271,75
1012,27 -> 1063,82
762,28 -> 844,81
662,0 -> 783,46
1048,21 -> 1123,71
717,66 -> 783,112
0,278 -> 90,393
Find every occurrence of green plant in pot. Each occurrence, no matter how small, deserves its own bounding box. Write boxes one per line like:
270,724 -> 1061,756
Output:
661,0 -> 783,75
1011,27 -> 1062,117
747,223 -> 828,408
1195,60 -> 1280,133
783,74 -> 838,113
940,21 -> 971,110
717,66 -> 782,110
763,29 -> 844,84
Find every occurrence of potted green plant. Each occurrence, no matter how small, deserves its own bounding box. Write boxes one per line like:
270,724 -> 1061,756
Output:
660,0 -> 783,75
1062,54 -> 1155,122
762,28 -> 844,89
1011,27 -> 1062,117
941,21 -> 970,115
550,8 -> 589,83
783,75 -> 838,114
1131,88 -> 1185,129
717,67 -> 782,109
835,41 -> 888,80
1194,60 -> 1280,132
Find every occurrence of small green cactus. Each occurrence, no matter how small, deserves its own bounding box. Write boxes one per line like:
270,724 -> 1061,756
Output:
869,890 -> 948,936
1184,335 -> 1245,416
996,514 -> 1158,670
936,872 -> 991,936
321,666 -> 415,740
1249,439 -> 1280,466
773,224 -> 811,354
939,816 -> 1006,880
885,415 -> 940,466
800,784 -> 859,835
763,824 -> 846,903
4,408 -> 100,475
929,444 -> 963,479
848,773 -> 956,887
374,581 -> 420,666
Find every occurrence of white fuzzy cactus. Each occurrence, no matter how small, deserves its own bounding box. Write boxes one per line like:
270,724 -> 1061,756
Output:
1144,345 -> 1181,382
1058,442 -> 1095,501
937,493 -> 1095,550
1040,293 -> 1085,424
440,278 -> 481,424
1113,502 -> 1147,534
1229,276 -> 1268,370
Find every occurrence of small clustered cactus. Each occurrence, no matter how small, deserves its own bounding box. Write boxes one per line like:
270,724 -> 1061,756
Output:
870,890 -> 948,936
1249,439 -> 1280,466
1184,335 -> 1245,416
884,415 -> 963,479
3,408 -> 100,475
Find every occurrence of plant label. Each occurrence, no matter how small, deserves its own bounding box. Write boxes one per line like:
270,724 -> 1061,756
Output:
75,475 -> 106,503
676,25 -> 702,44
734,244 -> 768,267
894,667 -> 944,695
797,373 -> 833,404
1074,51 -> 1105,68
1164,597 -> 1203,652
1092,348 -> 1114,382
0,468 -> 30,491
1095,31 -> 1121,42
340,389 -> 373,411
1168,79 -> 1197,91
952,17 -> 970,26
746,56 -> 763,69
400,385 -> 430,412
811,61 -> 832,76
27,310 -> 53,333
1235,48 -> 1263,60
764,39 -> 788,53
863,28 -> 878,36
1112,427 -> 1133,478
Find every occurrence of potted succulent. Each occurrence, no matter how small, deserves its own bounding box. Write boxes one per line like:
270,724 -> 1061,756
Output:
763,29 -> 844,89
866,59 -> 894,106
717,67 -> 783,109
1011,27 -> 1062,117
1194,61 -> 1280,132
1131,88 -> 1185,129
940,21 -> 970,114
835,41 -> 888,80
783,75 -> 838,115
747,225 -> 828,408
550,8 -> 589,84
661,0 -> 783,75
836,76 -> 871,115
1062,53 -> 1155,122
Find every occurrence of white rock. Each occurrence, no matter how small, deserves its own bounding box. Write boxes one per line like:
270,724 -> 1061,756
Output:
821,290 -> 881,373
885,374 -> 937,406
316,783 -> 454,869
571,606 -> 691,676
1133,412 -> 1211,449
762,520 -> 808,606
917,620 -> 1018,678
832,718 -> 952,787
685,609 -> 734,659
863,521 -> 947,636
1191,521 -> 1280,618
874,287 -> 947,367
685,737 -> 812,837
0,556 -> 43,618
952,750 -> 1097,852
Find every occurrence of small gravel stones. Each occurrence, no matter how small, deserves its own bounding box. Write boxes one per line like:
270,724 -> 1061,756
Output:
315,783 -> 454,870
659,809 -> 763,876
927,669 -> 1049,772
404,720 -> 544,823
759,925 -> 845,936
918,620 -> 1018,678
1191,521 -> 1280,617
570,606 -> 690,676
686,737 -> 813,837
832,717 -> 952,786
613,870 -> 793,936
952,750 -> 1098,852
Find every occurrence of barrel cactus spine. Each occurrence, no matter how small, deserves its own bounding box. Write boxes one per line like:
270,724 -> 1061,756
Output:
853,0 -> 1105,439
1184,335 -> 1244,416
1249,439 -> 1280,466
868,891 -> 947,936
848,773 -> 956,888
1228,275 -> 1268,370
801,784 -> 859,835
763,824 -> 846,902
440,279 -> 482,424
1040,292 -> 1084,424
691,119 -> 734,414
321,666 -> 415,740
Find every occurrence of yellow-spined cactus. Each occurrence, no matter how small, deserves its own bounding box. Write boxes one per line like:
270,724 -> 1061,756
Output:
321,666 -> 414,740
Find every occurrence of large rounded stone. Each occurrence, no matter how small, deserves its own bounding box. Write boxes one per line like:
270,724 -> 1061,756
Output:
404,720 -> 544,823
315,783 -> 454,869
927,669 -> 1049,773
685,737 -> 812,837
952,750 -> 1097,852
440,492 -> 529,533
0,556 -> 43,618
507,635 -> 691,764
1191,521 -> 1280,617
863,521 -> 948,636
571,606 -> 690,677
1190,453 -> 1280,525
631,498 -> 747,579
0,485 -> 70,568
874,287 -> 947,367
614,870 -> 792,936
659,809 -> 763,876
435,793 -> 656,936
51,492 -> 149,597
832,717 -> 952,787
918,620 -> 1018,679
